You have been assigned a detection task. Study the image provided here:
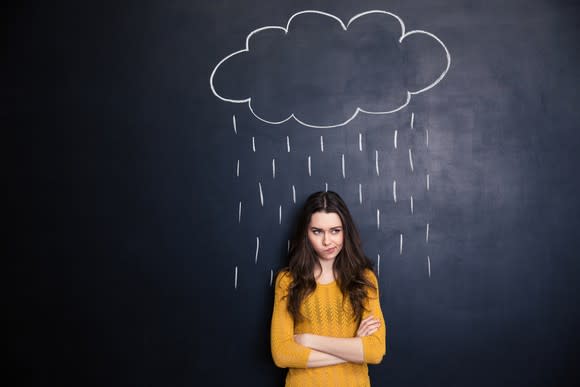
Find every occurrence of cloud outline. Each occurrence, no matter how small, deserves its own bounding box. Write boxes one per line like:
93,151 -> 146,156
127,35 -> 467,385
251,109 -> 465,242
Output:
209,10 -> 451,129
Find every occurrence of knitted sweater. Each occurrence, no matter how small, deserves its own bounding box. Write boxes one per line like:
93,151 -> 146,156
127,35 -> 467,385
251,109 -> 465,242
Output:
270,269 -> 386,387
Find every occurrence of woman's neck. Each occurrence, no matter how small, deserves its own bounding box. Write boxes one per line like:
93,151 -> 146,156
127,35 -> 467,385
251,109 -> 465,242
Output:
315,258 -> 335,283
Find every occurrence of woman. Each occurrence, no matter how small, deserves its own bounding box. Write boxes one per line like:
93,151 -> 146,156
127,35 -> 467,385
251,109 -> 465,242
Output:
271,190 -> 386,387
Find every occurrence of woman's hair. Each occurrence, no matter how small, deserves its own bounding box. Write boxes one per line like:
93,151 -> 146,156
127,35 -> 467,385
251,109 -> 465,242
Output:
283,190 -> 376,324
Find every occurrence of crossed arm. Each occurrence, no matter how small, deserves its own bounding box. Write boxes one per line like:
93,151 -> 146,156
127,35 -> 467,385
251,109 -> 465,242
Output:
294,315 -> 381,367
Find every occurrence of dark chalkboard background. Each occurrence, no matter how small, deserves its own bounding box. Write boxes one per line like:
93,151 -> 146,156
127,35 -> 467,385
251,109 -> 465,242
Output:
5,1 -> 580,386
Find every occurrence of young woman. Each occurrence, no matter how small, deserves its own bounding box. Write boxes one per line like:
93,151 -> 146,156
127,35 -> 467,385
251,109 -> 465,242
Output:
271,190 -> 386,387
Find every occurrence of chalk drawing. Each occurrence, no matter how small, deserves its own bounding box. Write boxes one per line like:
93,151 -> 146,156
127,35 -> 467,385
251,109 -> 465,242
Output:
427,174 -> 430,191
426,129 -> 429,148
394,130 -> 398,149
377,254 -> 381,276
233,115 -> 237,134
210,10 -> 451,128
292,185 -> 296,203
279,205 -> 282,224
359,183 -> 362,204
252,136 -> 256,152
410,195 -> 414,214
427,256 -> 431,278
258,182 -> 264,206
325,182 -> 328,192
234,266 -> 238,289
341,154 -> 345,178
238,201 -> 242,223
272,158 -> 276,179
400,233 -> 403,255
359,133 -> 363,151
409,148 -> 414,172
393,180 -> 397,203
377,209 -> 380,230
320,136 -> 324,152
426,223 -> 430,243
286,136 -> 290,152
236,160 -> 239,177
255,236 -> 260,263
411,112 -> 415,129
375,150 -> 380,176
270,269 -> 274,286
308,156 -> 312,176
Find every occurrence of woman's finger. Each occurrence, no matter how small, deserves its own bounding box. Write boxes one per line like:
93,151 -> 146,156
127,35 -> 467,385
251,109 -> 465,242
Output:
361,316 -> 378,328
363,322 -> 380,335
362,320 -> 379,330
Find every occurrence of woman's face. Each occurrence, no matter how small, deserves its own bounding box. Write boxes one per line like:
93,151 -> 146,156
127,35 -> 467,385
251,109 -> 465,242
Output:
307,211 -> 344,261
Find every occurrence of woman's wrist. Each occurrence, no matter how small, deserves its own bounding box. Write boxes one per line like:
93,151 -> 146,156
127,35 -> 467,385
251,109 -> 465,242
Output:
294,333 -> 312,348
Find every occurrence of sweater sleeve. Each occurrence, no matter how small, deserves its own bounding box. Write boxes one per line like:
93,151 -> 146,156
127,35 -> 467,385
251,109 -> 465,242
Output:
360,270 -> 386,364
270,271 -> 312,368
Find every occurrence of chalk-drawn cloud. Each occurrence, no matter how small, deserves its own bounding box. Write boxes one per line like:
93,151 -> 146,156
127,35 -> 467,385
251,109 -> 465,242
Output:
210,10 -> 451,129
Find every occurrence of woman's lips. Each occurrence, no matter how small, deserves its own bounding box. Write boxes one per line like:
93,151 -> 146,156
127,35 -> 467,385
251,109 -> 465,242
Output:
324,247 -> 336,254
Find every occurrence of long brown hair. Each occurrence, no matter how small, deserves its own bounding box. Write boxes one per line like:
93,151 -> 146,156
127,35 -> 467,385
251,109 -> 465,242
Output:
282,190 -> 375,324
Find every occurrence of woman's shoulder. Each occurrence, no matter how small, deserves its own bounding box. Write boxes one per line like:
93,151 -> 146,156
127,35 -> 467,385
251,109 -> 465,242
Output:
275,268 -> 293,288
363,268 -> 377,280
362,268 -> 379,286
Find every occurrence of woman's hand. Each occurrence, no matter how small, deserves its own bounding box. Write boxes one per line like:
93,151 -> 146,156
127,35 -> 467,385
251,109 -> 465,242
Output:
356,315 -> 381,337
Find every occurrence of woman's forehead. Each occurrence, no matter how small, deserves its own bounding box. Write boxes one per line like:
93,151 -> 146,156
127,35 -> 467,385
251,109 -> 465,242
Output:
308,211 -> 342,228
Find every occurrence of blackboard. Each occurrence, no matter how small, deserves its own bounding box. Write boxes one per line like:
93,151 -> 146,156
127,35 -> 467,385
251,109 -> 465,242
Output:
5,1 -> 580,386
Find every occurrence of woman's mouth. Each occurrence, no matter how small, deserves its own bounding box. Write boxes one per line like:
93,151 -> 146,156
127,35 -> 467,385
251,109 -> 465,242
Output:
324,247 -> 336,254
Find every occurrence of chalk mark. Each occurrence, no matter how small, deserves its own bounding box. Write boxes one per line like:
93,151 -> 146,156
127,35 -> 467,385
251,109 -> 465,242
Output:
233,115 -> 237,134
258,182 -> 264,206
400,233 -> 403,255
255,236 -> 260,264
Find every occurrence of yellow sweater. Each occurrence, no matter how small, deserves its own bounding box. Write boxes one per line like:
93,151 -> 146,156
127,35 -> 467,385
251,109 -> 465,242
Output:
271,269 -> 386,387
